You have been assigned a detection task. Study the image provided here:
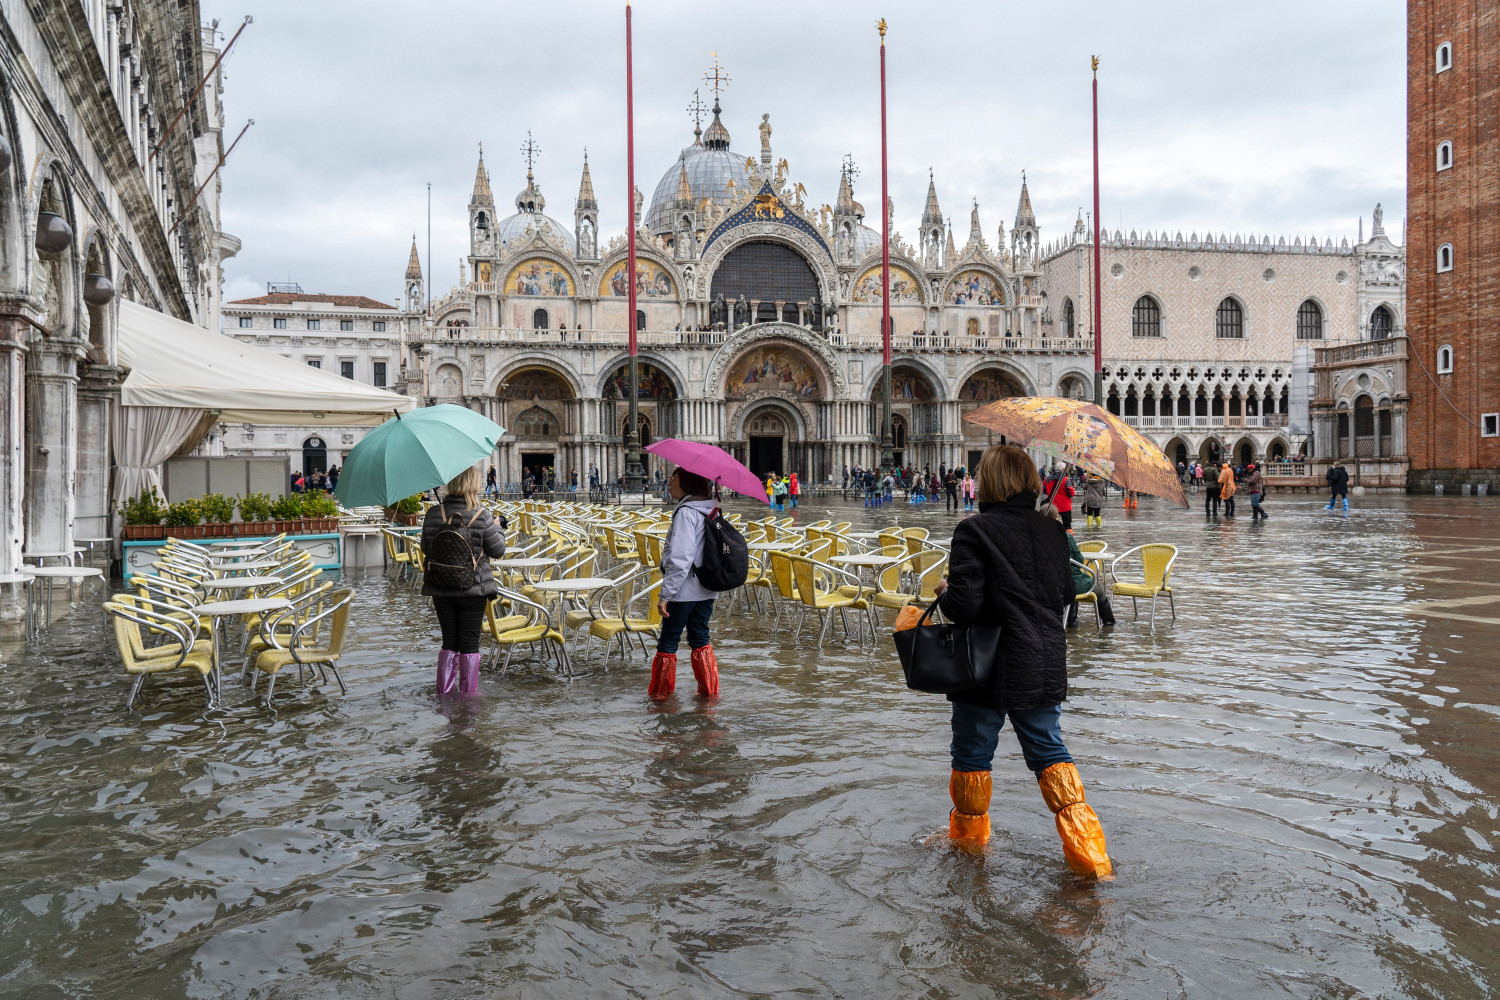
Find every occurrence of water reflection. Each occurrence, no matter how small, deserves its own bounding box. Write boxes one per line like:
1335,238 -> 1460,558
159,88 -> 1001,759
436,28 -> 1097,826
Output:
0,494 -> 1496,996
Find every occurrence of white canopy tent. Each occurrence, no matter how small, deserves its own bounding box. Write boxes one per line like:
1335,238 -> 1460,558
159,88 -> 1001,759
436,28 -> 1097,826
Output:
112,299 -> 416,499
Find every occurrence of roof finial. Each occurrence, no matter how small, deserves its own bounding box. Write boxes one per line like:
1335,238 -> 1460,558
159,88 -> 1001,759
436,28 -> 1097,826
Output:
703,52 -> 731,98
520,130 -> 540,174
687,89 -> 708,141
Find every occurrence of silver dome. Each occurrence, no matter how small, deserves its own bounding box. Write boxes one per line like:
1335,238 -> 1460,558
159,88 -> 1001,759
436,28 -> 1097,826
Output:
496,210 -> 577,253
646,143 -> 754,236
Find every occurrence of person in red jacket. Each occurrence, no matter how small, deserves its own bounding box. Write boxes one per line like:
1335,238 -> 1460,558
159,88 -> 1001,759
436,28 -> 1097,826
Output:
788,472 -> 800,509
1044,469 -> 1075,529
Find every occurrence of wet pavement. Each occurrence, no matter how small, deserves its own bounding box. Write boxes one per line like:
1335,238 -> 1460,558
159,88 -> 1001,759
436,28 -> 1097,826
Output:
1,492 -> 1497,998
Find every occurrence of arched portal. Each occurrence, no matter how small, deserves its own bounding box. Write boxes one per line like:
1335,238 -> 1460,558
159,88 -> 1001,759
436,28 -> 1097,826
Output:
302,435 -> 328,475
871,364 -> 938,469
499,366 -> 576,486
746,408 -> 788,478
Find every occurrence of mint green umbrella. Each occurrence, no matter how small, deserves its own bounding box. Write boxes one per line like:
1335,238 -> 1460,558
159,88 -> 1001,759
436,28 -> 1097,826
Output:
333,404 -> 505,508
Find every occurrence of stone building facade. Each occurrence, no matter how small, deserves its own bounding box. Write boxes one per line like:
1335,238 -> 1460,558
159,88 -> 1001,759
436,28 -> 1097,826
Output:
1034,208 -> 1406,475
1405,0 -> 1499,491
402,90 -> 1090,485
0,2 -> 232,574
221,285 -> 403,473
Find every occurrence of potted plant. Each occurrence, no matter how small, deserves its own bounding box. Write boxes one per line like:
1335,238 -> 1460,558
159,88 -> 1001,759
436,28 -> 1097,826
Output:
395,494 -> 423,526
199,492 -> 236,537
302,491 -> 340,532
270,492 -> 304,533
163,498 -> 203,539
118,486 -> 167,540
238,492 -> 272,535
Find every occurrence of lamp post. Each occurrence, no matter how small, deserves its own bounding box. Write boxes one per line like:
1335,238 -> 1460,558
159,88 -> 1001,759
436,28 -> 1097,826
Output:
878,18 -> 894,473
622,0 -> 645,491
1091,56 -> 1103,409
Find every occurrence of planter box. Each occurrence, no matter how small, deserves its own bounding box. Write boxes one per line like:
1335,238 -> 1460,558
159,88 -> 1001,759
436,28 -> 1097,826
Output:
123,524 -> 165,540
397,513 -> 420,526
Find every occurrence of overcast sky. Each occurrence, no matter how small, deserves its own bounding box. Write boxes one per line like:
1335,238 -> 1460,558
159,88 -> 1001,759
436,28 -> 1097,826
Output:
205,0 -> 1407,306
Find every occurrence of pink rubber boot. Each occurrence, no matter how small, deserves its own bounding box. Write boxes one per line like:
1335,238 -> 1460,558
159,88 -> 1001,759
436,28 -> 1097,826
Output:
457,653 -> 482,697
436,650 -> 458,697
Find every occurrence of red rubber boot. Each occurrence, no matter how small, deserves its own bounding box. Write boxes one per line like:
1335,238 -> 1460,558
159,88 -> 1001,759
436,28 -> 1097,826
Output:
690,644 -> 720,699
648,652 -> 677,700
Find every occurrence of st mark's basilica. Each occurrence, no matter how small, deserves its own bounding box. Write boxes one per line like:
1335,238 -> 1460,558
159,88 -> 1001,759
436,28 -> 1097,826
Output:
398,77 -> 1089,485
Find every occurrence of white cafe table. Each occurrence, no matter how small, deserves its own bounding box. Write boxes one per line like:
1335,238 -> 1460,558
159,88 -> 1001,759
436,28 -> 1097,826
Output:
202,575 -> 284,595
830,554 -> 901,567
492,556 -> 557,583
209,559 -> 282,573
0,572 -> 37,638
210,539 -> 266,549
23,565 -> 104,630
192,597 -> 292,693
529,577 -> 613,594
747,542 -> 796,552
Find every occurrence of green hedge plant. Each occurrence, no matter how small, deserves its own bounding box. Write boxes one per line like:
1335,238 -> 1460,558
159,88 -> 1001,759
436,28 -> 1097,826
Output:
238,492 -> 272,522
163,499 -> 202,527
269,493 -> 304,520
199,492 -> 236,524
117,486 -> 167,525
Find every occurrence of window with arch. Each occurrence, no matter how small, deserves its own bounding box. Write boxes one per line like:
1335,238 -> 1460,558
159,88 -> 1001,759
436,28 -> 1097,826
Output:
635,309 -> 647,332
1437,345 -> 1454,374
1131,295 -> 1161,338
1062,297 -> 1075,337
532,308 -> 549,329
1215,298 -> 1244,339
1436,41 -> 1452,72
1438,243 -> 1454,272
1296,299 -> 1324,340
1369,305 -> 1393,340
513,405 -> 558,438
1437,140 -> 1453,171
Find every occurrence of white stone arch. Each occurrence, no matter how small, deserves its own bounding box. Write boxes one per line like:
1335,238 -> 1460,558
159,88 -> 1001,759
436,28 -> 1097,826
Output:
937,260 -> 1010,307
434,303 -> 474,327
26,153 -> 81,337
489,354 -> 586,399
1055,367 -> 1094,401
593,245 -> 684,300
953,357 -> 1037,399
732,394 -> 809,440
1130,290 -> 1168,339
593,351 -> 688,400
0,69 -> 25,297
865,355 -> 948,401
431,361 -> 466,399
1367,298 -> 1404,335
78,224 -> 115,363
847,248 -> 932,305
705,322 -> 845,400
697,222 -> 838,305
1335,370 -> 1391,404
496,246 -> 583,298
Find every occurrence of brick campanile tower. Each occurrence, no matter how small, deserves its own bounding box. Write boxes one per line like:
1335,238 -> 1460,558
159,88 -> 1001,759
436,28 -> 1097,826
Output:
1406,0 -> 1500,491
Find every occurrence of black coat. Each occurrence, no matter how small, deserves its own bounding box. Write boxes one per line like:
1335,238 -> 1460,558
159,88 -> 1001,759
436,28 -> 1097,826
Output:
1326,466 -> 1349,493
937,492 -> 1073,711
420,496 -> 507,598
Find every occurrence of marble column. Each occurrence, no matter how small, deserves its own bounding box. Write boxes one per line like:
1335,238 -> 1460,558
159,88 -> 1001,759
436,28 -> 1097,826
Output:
0,320 -> 28,574
24,337 -> 88,559
76,363 -> 123,542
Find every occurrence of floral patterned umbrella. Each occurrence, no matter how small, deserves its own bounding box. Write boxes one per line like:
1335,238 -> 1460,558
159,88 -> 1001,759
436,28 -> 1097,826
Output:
962,396 -> 1188,507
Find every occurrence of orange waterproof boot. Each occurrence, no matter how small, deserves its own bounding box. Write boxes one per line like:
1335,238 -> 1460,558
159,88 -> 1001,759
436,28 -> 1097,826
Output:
648,652 -> 677,700
948,769 -> 992,846
690,644 -> 720,699
1037,762 -> 1112,877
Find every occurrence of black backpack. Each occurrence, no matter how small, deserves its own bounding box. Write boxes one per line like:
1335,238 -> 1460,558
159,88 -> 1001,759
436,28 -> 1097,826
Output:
423,508 -> 483,591
693,506 -> 750,592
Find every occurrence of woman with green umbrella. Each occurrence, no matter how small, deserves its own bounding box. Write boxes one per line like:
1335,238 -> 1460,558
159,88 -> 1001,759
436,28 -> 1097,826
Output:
422,462 -> 506,698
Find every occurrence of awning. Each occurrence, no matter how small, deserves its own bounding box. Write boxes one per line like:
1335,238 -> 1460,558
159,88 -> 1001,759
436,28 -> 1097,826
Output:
117,298 -> 416,426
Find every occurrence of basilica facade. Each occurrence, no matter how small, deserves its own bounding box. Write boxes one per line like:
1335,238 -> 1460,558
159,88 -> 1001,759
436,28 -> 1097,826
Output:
401,95 -> 1089,485
392,86 -> 1404,487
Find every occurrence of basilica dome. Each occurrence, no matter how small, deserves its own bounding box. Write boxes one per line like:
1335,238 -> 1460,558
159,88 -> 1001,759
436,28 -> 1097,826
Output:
494,168 -> 576,253
645,100 -> 753,237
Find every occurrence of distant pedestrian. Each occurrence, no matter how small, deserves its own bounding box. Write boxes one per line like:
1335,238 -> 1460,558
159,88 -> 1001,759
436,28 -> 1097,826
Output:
1326,461 -> 1349,511
961,471 -> 976,510
1044,471 -> 1075,529
1203,462 -> 1221,516
1245,462 -> 1267,519
1081,475 -> 1107,528
485,467 -> 498,496
944,468 -> 960,511
1219,463 -> 1237,517
789,472 -> 800,509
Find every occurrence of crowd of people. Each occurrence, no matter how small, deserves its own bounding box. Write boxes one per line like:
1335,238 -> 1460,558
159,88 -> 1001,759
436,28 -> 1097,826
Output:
290,466 -> 339,493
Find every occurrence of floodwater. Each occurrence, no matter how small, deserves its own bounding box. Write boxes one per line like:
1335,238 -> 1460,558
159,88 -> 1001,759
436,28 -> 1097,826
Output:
1,492 -> 1497,998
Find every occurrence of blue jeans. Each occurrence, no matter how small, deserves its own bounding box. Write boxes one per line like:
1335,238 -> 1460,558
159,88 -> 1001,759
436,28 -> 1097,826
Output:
950,701 -> 1072,774
657,599 -> 714,653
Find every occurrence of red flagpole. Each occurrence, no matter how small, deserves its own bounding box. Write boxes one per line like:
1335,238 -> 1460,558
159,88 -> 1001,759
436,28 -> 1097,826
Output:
1091,56 -> 1103,404
623,1 -> 643,487
878,18 -> 893,470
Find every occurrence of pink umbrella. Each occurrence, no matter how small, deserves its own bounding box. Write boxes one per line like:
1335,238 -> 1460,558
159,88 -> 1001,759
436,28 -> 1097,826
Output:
644,438 -> 771,504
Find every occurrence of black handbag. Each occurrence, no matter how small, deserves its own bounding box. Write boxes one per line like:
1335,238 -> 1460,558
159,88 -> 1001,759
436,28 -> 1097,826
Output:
892,599 -> 1001,694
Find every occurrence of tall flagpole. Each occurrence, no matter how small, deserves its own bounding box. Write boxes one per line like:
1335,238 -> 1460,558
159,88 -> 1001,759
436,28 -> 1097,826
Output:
878,18 -> 894,473
1091,56 -> 1103,408
623,0 -> 644,490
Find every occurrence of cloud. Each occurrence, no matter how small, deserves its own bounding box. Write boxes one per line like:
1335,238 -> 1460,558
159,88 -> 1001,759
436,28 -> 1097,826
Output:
204,0 -> 1406,301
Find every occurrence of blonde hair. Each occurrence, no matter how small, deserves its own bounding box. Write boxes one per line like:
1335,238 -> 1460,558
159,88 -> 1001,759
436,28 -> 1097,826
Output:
1040,503 -> 1061,522
445,462 -> 483,507
974,444 -> 1042,503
